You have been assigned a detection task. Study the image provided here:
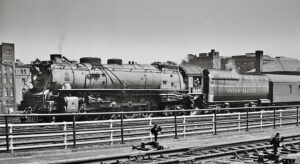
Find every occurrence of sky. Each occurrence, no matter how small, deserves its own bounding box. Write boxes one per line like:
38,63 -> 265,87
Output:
0,0 -> 299,64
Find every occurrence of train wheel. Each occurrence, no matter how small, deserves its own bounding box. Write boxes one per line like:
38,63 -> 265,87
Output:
124,113 -> 137,119
163,105 -> 174,116
141,112 -> 153,118
27,116 -> 39,123
122,106 -> 138,119
140,99 -> 156,118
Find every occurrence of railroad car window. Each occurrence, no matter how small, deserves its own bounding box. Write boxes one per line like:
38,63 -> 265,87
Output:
163,81 -> 167,85
289,85 -> 292,94
193,77 -> 201,87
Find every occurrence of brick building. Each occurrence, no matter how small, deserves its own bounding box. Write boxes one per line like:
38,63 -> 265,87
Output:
230,53 -> 274,74
183,50 -> 278,74
183,49 -> 221,69
0,43 -> 16,113
15,60 -> 32,105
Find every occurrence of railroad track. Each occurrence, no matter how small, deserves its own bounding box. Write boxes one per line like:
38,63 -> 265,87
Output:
56,134 -> 300,164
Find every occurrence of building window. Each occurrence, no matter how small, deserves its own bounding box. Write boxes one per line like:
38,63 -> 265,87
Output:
10,88 -> 13,96
22,78 -> 26,85
24,69 -> 27,74
4,88 -> 8,97
21,69 -> 24,74
163,81 -> 167,85
9,78 -> 13,83
171,82 -> 174,87
289,85 -> 292,94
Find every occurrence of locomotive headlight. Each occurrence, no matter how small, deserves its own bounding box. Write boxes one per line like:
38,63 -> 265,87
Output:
33,75 -> 37,81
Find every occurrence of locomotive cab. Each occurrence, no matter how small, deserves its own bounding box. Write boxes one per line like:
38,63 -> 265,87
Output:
179,64 -> 204,108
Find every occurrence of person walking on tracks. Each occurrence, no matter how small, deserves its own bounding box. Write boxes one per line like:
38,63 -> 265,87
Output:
151,124 -> 162,142
270,132 -> 284,155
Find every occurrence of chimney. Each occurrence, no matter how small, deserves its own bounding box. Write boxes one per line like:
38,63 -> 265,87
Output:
255,50 -> 263,73
209,49 -> 215,57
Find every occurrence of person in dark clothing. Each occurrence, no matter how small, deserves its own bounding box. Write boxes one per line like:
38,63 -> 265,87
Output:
151,124 -> 162,142
270,132 -> 284,155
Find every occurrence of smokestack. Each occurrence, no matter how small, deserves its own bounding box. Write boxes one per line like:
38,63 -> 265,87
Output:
255,50 -> 263,73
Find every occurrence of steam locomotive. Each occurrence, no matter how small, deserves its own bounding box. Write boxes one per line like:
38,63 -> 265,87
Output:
21,54 -> 190,119
20,52 -> 300,120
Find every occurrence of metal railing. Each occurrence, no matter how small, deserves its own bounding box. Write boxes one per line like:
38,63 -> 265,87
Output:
0,105 -> 299,153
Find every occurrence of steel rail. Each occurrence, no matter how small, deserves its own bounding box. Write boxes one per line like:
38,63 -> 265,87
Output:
51,134 -> 300,164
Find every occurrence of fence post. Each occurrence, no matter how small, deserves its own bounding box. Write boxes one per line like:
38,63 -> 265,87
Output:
174,111 -> 178,139
246,108 -> 249,132
273,107 -> 276,129
183,115 -> 186,138
5,116 -> 9,152
260,111 -> 263,131
297,106 -> 299,126
72,114 -> 76,147
149,117 -> 152,141
110,119 -> 113,145
121,112 -> 124,144
279,110 -> 282,127
213,110 -> 217,135
9,124 -> 13,153
63,121 -> 67,149
238,113 -> 241,132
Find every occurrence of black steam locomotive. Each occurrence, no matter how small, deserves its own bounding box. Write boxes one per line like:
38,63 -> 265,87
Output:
20,52 -> 300,120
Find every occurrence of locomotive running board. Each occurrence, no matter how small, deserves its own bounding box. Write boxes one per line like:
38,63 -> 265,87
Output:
58,89 -> 189,92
